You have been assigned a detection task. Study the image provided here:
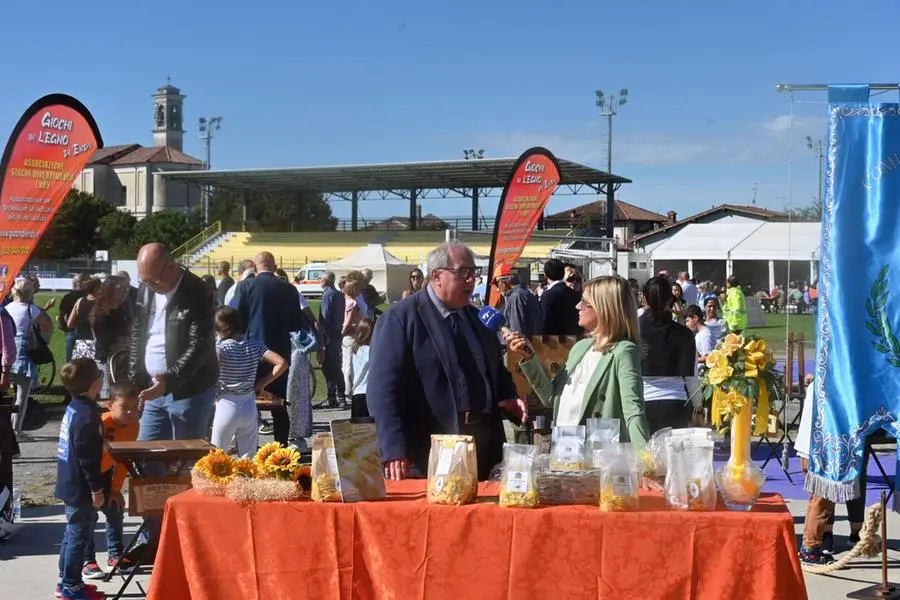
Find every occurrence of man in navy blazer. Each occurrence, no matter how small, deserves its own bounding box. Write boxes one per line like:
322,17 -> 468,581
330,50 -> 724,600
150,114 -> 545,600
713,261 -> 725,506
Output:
318,271 -> 346,407
368,242 -> 526,481
237,251 -> 307,444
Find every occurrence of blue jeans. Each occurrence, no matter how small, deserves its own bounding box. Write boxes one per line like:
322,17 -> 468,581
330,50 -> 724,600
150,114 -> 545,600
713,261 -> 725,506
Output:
85,501 -> 125,562
65,331 -> 76,362
58,503 -> 95,592
137,388 -> 215,543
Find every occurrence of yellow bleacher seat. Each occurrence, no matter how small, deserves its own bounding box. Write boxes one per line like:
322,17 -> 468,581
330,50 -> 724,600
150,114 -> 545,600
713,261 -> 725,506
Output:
191,229 -> 566,273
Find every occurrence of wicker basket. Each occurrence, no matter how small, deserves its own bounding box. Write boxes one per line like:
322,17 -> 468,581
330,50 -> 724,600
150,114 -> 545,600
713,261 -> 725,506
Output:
535,469 -> 602,506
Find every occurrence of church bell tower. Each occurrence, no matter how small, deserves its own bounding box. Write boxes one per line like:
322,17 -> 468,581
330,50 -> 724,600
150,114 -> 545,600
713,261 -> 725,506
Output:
152,79 -> 185,151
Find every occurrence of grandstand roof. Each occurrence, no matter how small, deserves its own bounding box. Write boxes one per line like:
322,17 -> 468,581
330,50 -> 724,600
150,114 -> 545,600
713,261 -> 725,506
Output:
160,157 -> 630,200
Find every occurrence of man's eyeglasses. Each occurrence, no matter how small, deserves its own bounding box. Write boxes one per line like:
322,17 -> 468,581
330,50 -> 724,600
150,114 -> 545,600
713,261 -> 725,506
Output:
440,266 -> 481,280
141,258 -> 172,286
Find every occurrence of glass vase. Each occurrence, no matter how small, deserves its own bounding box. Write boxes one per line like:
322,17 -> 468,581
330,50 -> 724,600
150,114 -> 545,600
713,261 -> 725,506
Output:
714,404 -> 766,511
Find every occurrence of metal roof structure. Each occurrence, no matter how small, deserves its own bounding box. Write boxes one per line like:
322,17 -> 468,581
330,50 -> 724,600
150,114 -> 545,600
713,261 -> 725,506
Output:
160,157 -> 630,201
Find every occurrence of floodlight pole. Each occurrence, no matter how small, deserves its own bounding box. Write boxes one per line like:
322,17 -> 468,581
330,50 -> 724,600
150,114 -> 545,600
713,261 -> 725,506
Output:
198,116 -> 223,226
595,88 -> 628,239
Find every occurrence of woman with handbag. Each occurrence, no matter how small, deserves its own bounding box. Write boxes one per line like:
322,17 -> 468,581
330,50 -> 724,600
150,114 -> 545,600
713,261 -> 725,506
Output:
5,279 -> 54,441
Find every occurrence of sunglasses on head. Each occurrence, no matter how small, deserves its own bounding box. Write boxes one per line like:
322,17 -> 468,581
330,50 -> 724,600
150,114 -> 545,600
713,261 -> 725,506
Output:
567,277 -> 582,284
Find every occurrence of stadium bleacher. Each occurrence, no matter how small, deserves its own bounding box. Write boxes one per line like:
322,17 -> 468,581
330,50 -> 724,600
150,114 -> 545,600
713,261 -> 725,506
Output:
191,229 -> 569,273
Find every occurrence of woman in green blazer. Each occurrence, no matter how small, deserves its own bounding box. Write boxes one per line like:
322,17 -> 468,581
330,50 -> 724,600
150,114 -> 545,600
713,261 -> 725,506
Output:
505,275 -> 650,449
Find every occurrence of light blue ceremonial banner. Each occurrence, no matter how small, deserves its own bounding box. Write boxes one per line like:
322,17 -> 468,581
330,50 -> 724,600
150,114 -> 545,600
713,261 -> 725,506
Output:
807,85 -> 900,504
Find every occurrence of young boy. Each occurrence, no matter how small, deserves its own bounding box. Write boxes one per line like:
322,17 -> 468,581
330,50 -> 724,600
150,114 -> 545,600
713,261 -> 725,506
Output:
82,382 -> 140,580
55,358 -> 107,600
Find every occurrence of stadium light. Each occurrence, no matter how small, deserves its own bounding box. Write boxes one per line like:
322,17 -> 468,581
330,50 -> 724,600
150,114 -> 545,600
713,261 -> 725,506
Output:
463,149 -> 485,160
594,88 -> 628,173
198,116 -> 223,226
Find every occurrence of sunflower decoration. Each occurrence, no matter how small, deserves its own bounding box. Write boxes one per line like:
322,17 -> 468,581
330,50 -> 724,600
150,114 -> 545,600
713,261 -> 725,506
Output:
264,446 -> 303,481
295,465 -> 313,493
254,441 -> 283,475
192,449 -> 237,494
232,457 -> 258,479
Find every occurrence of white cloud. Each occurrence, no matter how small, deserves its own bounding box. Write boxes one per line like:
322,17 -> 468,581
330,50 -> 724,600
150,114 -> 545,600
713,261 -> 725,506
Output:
469,114 -> 828,168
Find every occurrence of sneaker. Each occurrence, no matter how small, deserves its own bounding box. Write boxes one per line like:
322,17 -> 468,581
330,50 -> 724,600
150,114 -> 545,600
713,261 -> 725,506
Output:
258,422 -> 274,435
82,561 -> 104,579
848,530 -> 861,548
799,546 -> 835,566
55,583 -> 98,598
108,555 -> 135,574
60,584 -> 105,599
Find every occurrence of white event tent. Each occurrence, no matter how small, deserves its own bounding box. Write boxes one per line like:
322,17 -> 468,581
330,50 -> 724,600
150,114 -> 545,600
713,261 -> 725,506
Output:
326,244 -> 417,302
636,221 -> 821,291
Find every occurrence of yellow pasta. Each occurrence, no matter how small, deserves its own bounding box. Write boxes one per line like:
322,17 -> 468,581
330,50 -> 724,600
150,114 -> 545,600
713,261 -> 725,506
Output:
599,483 -> 639,512
427,474 -> 477,505
311,473 -> 342,503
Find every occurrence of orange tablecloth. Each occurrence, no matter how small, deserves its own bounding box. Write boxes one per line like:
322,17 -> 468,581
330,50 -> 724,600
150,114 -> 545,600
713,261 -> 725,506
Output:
148,481 -> 807,600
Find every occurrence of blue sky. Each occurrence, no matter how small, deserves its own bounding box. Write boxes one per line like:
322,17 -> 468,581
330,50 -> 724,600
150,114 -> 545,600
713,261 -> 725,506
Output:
2,0 -> 899,224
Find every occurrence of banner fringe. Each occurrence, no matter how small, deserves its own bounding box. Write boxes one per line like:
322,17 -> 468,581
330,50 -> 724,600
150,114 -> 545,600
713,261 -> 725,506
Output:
804,472 -> 860,503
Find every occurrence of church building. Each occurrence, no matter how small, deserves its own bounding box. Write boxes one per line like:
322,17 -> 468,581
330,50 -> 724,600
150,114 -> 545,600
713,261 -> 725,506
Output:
73,82 -> 205,218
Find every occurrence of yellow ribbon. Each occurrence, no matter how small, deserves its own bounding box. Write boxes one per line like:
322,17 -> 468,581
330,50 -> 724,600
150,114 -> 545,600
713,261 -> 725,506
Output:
754,378 -> 769,436
710,379 -> 769,435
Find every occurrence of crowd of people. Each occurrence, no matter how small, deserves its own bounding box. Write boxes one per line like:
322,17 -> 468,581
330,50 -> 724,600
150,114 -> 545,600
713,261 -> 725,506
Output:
0,239 -> 771,598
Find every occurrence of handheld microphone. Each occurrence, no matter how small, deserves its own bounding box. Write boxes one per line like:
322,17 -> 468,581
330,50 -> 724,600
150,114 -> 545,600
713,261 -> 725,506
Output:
478,306 -> 534,357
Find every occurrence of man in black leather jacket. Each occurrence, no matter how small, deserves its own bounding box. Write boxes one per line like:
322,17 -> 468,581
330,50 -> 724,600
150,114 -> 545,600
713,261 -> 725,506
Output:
126,243 -> 217,561
129,243 -> 218,410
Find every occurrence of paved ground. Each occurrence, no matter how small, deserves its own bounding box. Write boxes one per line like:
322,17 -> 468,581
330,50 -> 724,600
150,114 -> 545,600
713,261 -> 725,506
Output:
3,403 -> 900,599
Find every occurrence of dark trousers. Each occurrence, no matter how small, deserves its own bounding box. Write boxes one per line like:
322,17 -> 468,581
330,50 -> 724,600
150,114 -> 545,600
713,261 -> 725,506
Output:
351,394 -> 369,419
323,340 -> 345,400
645,400 -> 692,434
271,407 -> 289,446
460,416 -> 503,481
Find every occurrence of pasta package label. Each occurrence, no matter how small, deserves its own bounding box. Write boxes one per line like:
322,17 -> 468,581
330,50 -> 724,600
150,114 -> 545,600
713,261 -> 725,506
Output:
499,443 -> 539,508
330,419 -> 386,503
427,435 -> 477,505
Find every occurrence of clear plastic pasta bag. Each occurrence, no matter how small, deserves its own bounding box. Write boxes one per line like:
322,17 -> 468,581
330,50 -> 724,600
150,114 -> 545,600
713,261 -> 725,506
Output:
586,418 -> 620,458
664,436 -> 717,511
499,444 -> 539,508
550,425 -> 586,471
427,435 -> 478,505
598,443 -> 640,512
311,433 -> 342,502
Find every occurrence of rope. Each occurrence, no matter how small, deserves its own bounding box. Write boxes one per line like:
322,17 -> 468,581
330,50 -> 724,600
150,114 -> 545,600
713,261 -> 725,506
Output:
802,501 -> 882,574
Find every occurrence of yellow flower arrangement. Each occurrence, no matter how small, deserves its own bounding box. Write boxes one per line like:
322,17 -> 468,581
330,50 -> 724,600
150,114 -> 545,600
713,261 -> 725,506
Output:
700,334 -> 780,432
264,447 -> 303,480
232,457 -> 258,479
254,441 -> 282,472
194,449 -> 236,485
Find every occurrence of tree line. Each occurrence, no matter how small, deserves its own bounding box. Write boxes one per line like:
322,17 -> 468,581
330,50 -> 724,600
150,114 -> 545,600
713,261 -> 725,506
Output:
36,189 -> 338,260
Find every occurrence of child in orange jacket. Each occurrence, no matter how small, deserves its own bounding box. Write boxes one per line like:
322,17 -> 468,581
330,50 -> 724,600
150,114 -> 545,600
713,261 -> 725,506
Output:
82,382 -> 139,581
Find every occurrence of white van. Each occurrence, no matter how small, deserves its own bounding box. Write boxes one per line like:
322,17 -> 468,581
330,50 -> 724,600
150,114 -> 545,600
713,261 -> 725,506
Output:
293,262 -> 327,298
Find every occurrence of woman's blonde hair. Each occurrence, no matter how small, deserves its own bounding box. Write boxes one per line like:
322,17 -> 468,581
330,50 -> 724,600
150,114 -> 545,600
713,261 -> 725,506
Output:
581,275 -> 639,352
11,279 -> 34,303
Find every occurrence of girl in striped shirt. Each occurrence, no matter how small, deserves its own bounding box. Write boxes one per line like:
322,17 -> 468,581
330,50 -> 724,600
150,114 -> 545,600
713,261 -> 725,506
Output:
211,307 -> 287,456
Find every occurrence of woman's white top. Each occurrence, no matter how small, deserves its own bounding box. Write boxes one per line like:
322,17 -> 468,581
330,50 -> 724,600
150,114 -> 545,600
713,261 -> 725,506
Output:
795,383 -> 815,459
351,345 -> 370,395
555,349 -> 605,427
5,302 -> 41,335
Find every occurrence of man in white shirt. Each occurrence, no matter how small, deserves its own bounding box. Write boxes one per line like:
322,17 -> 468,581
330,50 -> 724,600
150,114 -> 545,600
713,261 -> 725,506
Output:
225,259 -> 256,307
678,272 -> 700,306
